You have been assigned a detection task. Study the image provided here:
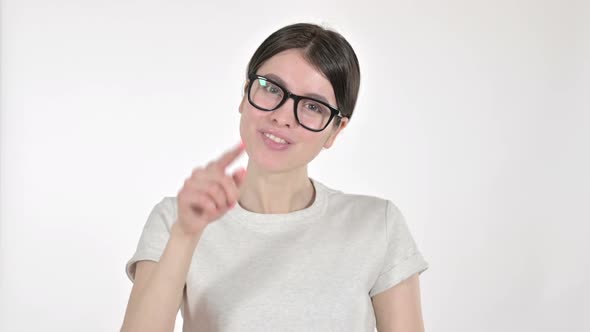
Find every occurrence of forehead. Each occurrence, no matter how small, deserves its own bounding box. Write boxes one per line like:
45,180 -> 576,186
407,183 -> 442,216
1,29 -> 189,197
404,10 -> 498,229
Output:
256,49 -> 336,106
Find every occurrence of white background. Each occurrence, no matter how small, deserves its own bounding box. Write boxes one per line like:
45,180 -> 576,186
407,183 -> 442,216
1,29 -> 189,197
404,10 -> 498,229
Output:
1,0 -> 589,331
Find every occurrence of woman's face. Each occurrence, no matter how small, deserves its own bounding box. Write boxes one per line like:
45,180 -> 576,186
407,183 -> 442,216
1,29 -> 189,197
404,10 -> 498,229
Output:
239,48 -> 348,173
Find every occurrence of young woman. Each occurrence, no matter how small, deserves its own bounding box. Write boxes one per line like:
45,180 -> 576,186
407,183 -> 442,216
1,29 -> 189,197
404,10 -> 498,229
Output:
121,23 -> 429,332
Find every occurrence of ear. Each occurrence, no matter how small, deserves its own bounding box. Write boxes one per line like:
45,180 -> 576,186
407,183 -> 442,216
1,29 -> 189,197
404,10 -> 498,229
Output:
239,80 -> 249,114
323,117 -> 349,149
242,79 -> 249,96
239,96 -> 245,114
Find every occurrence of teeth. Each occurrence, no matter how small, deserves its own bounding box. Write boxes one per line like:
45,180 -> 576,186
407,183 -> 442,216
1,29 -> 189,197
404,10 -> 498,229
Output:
264,132 -> 288,144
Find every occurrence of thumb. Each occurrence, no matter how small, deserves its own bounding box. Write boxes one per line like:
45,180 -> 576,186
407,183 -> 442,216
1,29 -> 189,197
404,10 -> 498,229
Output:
232,168 -> 247,187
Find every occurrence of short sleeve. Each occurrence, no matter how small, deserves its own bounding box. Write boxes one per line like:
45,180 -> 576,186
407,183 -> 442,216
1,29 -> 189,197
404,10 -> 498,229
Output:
369,200 -> 429,297
125,196 -> 177,283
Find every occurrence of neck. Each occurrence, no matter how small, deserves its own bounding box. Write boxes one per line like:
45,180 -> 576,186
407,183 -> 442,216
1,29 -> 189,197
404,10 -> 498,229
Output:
238,162 -> 315,214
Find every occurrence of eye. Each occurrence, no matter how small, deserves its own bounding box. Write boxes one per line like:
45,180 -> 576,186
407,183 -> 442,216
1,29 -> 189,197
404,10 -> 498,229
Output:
267,85 -> 280,94
258,79 -> 282,96
304,101 -> 323,113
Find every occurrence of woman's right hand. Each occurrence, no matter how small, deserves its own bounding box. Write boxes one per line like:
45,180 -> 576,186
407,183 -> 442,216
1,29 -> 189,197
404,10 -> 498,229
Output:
176,142 -> 247,235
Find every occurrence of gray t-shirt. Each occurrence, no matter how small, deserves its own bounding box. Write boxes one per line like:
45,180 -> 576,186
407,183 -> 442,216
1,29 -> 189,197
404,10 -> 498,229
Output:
126,178 -> 428,331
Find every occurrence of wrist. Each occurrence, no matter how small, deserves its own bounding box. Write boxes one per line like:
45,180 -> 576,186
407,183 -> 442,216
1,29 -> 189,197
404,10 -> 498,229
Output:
171,221 -> 203,246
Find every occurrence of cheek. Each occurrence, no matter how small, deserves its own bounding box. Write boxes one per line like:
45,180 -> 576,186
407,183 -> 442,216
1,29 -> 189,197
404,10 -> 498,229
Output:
240,101 -> 264,122
289,134 -> 330,167
298,132 -> 331,153
239,105 -> 267,147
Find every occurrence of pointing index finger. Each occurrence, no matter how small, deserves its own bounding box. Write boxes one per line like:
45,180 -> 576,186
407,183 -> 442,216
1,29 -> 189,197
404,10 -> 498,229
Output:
215,141 -> 246,170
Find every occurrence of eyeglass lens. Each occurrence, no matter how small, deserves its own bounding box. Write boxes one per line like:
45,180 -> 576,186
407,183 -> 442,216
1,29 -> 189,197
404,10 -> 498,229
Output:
249,77 -> 333,131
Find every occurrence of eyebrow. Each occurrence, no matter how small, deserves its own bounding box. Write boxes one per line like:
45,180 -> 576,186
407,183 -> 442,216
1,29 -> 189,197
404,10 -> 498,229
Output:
262,73 -> 333,106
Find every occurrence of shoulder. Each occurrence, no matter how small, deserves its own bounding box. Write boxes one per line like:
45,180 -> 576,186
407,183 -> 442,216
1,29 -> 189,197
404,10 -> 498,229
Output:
317,179 -> 394,219
143,196 -> 179,230
155,196 -> 178,214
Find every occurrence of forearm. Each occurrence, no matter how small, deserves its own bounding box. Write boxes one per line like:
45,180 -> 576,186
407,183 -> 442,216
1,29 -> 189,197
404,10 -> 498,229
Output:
122,222 -> 203,332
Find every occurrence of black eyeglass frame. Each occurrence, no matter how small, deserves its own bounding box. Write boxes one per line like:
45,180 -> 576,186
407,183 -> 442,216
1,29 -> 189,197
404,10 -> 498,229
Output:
246,73 -> 347,132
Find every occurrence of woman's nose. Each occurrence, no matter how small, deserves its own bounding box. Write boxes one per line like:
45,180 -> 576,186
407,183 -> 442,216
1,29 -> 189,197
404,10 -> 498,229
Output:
270,98 -> 297,128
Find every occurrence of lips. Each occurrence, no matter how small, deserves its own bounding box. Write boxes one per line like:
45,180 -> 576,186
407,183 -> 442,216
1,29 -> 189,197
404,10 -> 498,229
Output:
258,129 -> 293,144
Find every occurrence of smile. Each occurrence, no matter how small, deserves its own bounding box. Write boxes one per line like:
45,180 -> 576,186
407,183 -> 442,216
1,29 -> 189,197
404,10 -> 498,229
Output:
263,132 -> 289,144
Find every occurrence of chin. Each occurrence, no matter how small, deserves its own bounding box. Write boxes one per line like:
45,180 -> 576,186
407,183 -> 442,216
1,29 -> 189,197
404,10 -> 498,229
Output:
251,153 -> 293,173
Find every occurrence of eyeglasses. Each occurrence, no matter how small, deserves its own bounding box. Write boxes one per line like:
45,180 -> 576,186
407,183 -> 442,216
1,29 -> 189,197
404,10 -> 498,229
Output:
246,73 -> 347,132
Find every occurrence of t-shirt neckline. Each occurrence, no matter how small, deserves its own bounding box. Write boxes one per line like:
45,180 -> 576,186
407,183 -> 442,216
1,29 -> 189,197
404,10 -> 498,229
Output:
225,177 -> 328,228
